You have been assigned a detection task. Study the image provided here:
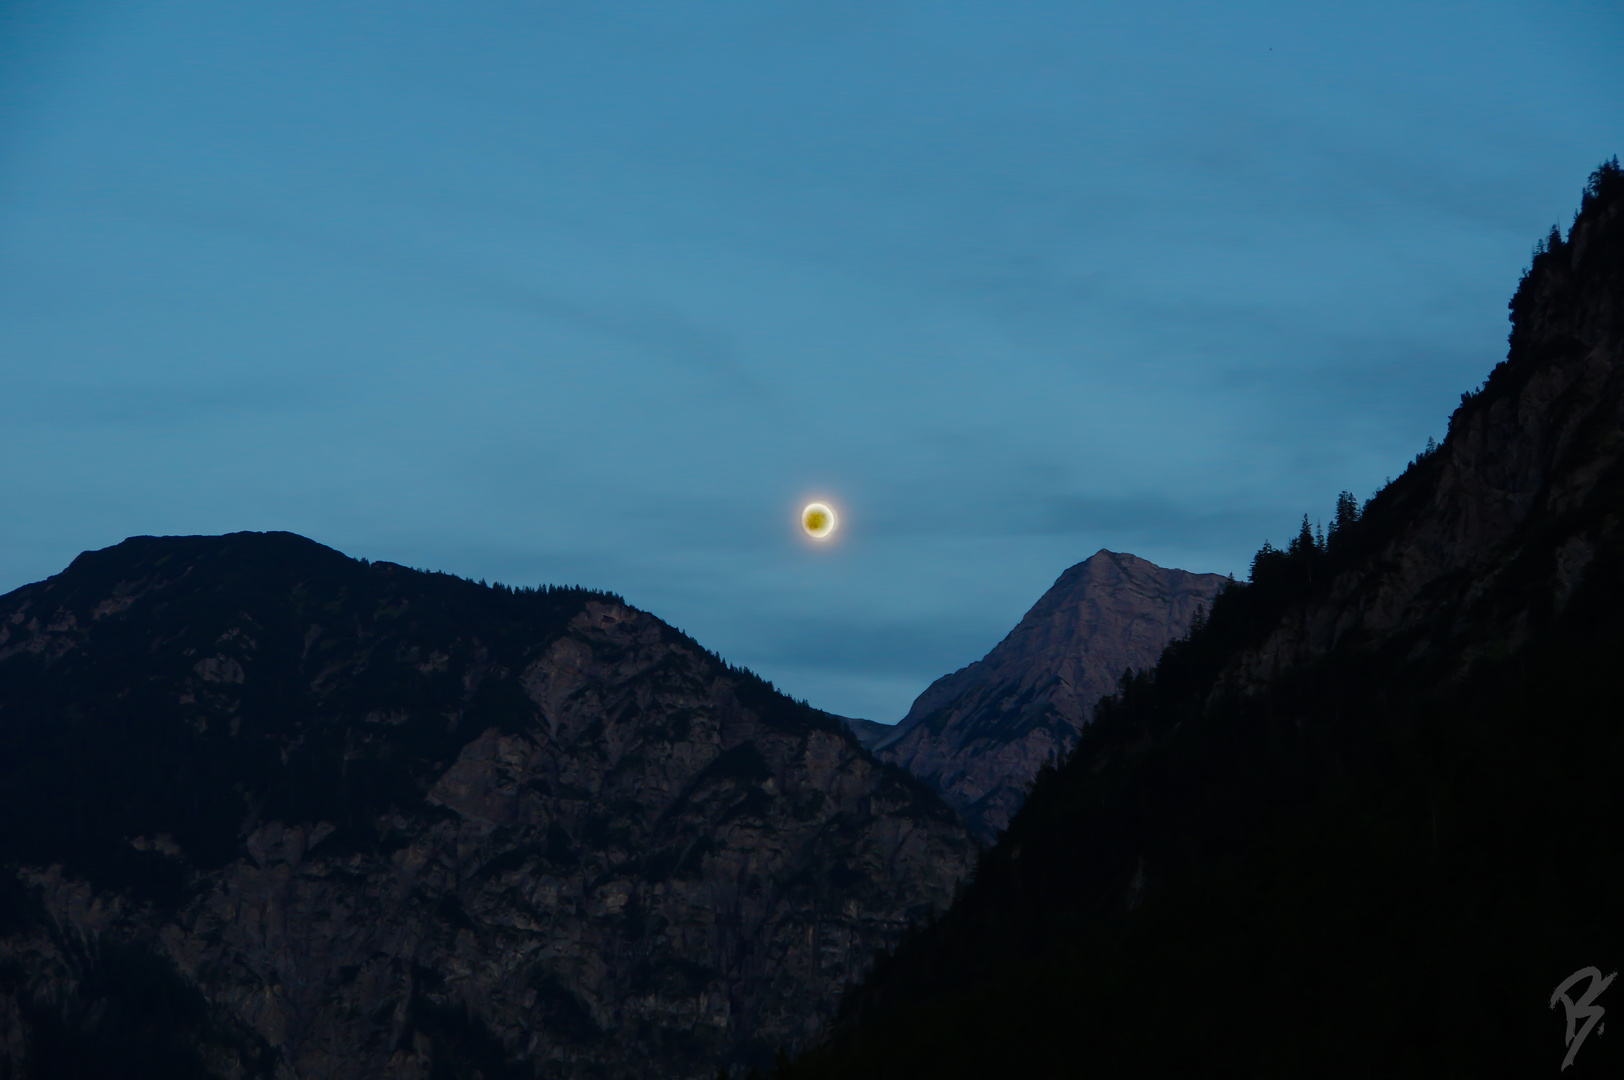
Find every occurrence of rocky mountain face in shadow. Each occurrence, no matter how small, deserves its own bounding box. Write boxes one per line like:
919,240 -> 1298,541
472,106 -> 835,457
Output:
787,162 -> 1624,1079
0,533 -> 974,1080
1224,186 -> 1624,694
859,551 -> 1226,840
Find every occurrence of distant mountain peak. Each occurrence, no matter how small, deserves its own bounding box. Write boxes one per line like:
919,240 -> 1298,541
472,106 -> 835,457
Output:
797,159 -> 1624,1078
861,550 -> 1226,840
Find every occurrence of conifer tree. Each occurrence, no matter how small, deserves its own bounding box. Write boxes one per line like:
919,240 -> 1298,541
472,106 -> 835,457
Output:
1328,490 -> 1360,548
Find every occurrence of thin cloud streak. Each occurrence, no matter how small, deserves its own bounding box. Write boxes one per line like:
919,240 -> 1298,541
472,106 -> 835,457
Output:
103,192 -> 772,400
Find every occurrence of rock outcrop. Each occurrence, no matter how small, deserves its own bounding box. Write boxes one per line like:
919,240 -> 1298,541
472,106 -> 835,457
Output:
1226,159 -> 1624,692
0,533 -> 974,1080
861,551 -> 1226,840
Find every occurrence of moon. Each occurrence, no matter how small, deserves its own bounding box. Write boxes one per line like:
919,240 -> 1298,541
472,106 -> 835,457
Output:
801,502 -> 838,540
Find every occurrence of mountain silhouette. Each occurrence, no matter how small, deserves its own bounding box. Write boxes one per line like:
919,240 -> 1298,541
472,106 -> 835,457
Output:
859,550 -> 1225,840
0,532 -> 973,1079
784,159 -> 1624,1079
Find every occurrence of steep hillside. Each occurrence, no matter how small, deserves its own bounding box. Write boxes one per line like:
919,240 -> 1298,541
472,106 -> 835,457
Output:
786,160 -> 1624,1079
862,551 -> 1225,840
0,533 -> 974,1080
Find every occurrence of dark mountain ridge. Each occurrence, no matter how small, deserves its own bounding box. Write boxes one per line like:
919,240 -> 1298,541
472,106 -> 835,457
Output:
0,531 -> 974,1079
785,160 -> 1624,1078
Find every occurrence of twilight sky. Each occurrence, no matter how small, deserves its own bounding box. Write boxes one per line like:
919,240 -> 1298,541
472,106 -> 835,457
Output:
2,1 -> 1620,721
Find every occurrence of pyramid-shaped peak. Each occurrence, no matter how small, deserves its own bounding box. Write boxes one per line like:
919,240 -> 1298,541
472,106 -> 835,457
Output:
877,551 -> 1227,838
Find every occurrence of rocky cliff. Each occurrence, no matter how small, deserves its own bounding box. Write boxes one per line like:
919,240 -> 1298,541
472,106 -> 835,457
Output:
1226,162 -> 1624,692
862,551 -> 1226,840
0,533 -> 974,1080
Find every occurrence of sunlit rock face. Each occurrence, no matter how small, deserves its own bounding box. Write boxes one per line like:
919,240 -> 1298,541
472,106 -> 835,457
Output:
860,551 -> 1227,841
0,533 -> 974,1079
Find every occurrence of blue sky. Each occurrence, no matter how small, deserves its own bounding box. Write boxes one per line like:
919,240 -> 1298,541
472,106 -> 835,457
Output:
2,1 -> 1620,720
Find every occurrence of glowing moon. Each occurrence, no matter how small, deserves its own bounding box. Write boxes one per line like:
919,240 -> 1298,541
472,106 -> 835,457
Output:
802,502 -> 838,540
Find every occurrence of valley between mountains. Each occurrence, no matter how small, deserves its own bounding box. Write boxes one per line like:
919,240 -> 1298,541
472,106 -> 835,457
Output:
3,160 -> 1623,1079
0,530 -> 1208,1080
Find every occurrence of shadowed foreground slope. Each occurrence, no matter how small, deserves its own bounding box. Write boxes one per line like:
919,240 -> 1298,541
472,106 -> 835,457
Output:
786,160 -> 1624,1079
0,532 -> 973,1080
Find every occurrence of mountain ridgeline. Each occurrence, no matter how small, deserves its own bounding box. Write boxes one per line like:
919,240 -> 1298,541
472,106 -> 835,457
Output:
3,158 -> 1621,1080
0,533 -> 975,1079
859,551 -> 1227,841
784,160 -> 1624,1078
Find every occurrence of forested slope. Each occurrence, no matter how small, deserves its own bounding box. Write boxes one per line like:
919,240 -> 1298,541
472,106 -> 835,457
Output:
784,160 -> 1624,1079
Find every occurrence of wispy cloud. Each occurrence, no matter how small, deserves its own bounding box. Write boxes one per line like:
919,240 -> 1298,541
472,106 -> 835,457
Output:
110,193 -> 770,398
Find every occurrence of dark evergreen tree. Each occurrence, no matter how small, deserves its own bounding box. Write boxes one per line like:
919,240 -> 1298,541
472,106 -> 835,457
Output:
1328,490 -> 1360,548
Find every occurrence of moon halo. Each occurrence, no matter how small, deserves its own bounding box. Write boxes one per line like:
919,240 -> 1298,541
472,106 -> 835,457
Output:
801,502 -> 838,541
